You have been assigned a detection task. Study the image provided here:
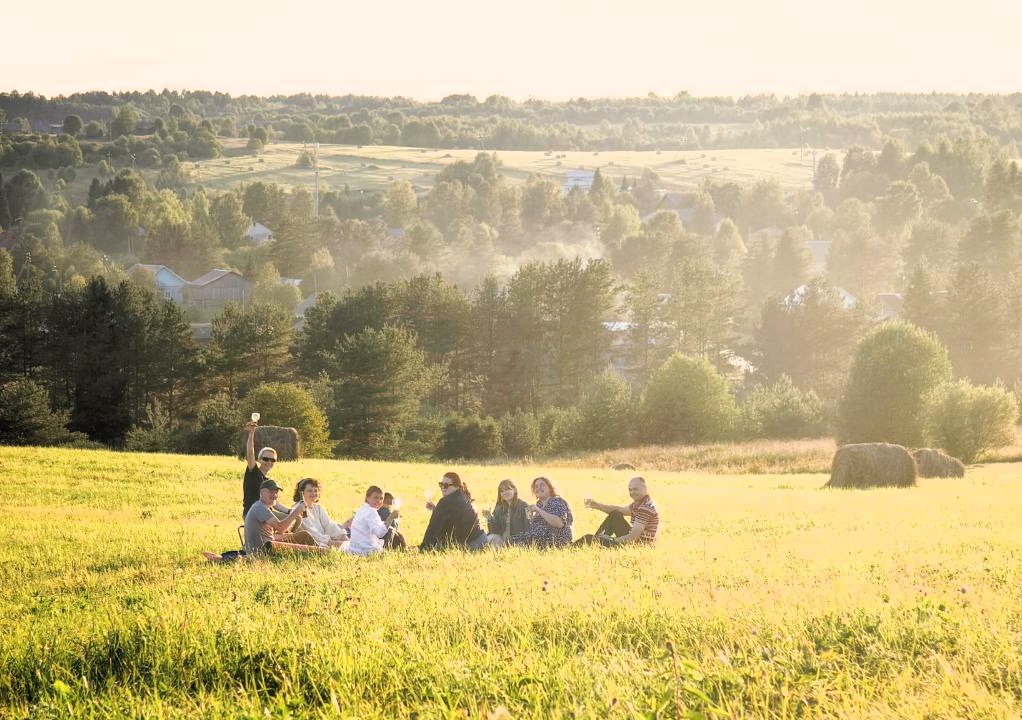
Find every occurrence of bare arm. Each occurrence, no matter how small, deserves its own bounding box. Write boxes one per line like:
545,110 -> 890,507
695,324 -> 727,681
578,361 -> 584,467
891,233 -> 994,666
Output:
265,502 -> 306,533
245,421 -> 257,470
532,504 -> 565,529
588,499 -> 632,516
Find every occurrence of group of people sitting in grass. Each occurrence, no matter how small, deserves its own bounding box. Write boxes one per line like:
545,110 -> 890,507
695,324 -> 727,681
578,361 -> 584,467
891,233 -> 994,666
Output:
231,420 -> 658,559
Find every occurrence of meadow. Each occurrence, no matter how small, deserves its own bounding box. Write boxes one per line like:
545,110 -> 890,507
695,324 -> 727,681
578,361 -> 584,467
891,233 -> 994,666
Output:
1,444 -> 1020,719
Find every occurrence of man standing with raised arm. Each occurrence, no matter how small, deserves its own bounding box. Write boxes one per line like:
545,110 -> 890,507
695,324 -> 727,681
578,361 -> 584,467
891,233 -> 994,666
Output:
575,476 -> 659,547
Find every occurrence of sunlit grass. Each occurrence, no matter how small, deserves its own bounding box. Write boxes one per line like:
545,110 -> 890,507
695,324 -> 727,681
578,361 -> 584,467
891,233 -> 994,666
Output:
1,445 -> 1020,718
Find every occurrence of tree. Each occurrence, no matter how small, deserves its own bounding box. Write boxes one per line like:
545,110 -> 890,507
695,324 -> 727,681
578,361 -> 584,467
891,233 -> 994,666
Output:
637,353 -> 737,445
924,380 -> 1018,463
838,321 -> 952,446
244,382 -> 332,457
4,169 -> 47,221
439,413 -> 503,460
814,153 -> 840,194
382,180 -> 418,227
943,262 -> 1011,384
754,277 -> 868,401
110,105 -> 139,139
575,369 -> 633,450
210,191 -> 250,249
205,302 -> 294,398
330,325 -> 430,459
0,378 -> 75,445
62,114 -> 84,137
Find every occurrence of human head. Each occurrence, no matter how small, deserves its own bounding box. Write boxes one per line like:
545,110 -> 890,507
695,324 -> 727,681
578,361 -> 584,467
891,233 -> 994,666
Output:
440,471 -> 471,501
497,479 -> 518,506
382,492 -> 394,507
365,485 -> 384,509
293,477 -> 320,503
257,447 -> 278,473
627,476 -> 648,502
259,478 -> 283,505
531,476 -> 557,500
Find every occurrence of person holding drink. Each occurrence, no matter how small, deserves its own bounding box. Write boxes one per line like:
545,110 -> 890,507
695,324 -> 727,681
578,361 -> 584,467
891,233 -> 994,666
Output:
242,412 -> 282,519
481,479 -> 529,548
348,486 -> 401,555
574,476 -> 659,547
507,476 -> 573,548
419,472 -> 488,551
291,478 -> 350,549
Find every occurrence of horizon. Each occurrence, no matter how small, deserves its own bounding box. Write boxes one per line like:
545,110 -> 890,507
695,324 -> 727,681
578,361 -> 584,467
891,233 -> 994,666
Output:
5,0 -> 1021,103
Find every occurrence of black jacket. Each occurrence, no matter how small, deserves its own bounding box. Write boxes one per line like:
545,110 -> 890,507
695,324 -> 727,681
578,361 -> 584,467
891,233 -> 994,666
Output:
420,489 -> 484,550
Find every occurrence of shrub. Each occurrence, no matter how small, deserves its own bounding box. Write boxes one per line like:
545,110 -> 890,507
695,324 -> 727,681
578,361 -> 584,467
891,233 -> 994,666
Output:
244,382 -> 332,458
124,400 -> 176,453
537,406 -> 582,454
500,409 -> 541,458
0,378 -> 75,445
838,321 -> 951,447
742,375 -> 825,439
638,354 -> 737,445
187,393 -> 239,454
439,414 -> 503,460
575,369 -> 633,450
924,380 -> 1019,463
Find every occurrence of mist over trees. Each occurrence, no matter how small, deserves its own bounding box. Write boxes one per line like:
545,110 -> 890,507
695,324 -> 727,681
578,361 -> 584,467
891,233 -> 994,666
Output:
1,89 -> 1020,461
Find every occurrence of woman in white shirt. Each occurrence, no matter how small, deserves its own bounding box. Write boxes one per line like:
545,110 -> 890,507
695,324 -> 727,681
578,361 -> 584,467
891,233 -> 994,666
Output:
348,485 -> 401,555
291,478 -> 350,548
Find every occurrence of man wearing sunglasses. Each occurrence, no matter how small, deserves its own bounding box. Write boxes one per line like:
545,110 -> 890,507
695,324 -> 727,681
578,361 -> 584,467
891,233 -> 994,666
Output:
243,419 -> 282,519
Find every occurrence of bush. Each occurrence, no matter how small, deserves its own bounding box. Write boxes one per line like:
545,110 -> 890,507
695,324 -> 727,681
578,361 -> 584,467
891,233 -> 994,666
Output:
0,378 -> 75,445
638,354 -> 737,445
741,375 -> 825,439
500,409 -> 541,457
838,321 -> 951,446
924,380 -> 1018,463
575,369 -> 633,450
537,406 -> 582,455
124,400 -> 176,453
439,414 -> 503,460
245,382 -> 332,458
187,393 -> 240,454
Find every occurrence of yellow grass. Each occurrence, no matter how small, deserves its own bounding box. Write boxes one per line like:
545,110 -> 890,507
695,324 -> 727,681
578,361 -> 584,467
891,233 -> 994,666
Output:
2,445 -> 1020,718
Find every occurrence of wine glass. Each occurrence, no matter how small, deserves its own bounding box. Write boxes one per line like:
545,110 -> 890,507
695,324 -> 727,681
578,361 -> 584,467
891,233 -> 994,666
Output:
392,497 -> 402,511
251,412 -> 260,423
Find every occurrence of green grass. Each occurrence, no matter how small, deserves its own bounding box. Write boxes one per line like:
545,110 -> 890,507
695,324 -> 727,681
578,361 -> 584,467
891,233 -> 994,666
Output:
2,445 -> 1021,718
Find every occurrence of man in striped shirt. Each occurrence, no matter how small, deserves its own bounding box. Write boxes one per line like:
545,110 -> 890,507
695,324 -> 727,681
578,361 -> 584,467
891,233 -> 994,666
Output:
574,476 -> 659,547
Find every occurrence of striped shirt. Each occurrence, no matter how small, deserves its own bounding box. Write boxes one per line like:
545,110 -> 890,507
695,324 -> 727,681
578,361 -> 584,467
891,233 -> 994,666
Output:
630,496 -> 659,544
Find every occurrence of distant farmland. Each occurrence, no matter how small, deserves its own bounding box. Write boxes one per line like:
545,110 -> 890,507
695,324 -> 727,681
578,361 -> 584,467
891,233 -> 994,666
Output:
189,140 -> 822,195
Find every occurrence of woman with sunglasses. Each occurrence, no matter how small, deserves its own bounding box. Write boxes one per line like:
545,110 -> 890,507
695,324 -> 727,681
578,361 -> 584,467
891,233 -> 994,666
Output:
419,471 -> 488,551
242,419 -> 281,519
290,478 -> 350,548
481,479 -> 529,548
508,476 -> 573,548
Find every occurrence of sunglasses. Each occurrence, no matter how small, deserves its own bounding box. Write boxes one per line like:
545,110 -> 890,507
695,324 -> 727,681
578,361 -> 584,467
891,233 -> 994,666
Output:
259,457 -> 276,463
439,481 -> 455,489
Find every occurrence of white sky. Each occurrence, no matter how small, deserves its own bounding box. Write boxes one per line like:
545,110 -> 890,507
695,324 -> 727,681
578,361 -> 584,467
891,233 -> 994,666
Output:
4,0 -> 1021,100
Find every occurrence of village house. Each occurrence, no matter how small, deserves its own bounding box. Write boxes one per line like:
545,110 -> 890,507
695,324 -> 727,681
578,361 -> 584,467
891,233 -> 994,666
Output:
185,269 -> 253,310
245,222 -> 274,245
128,264 -> 188,303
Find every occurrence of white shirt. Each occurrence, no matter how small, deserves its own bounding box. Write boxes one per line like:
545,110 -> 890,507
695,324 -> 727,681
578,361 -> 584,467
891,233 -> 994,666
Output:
348,502 -> 388,555
296,503 -> 348,547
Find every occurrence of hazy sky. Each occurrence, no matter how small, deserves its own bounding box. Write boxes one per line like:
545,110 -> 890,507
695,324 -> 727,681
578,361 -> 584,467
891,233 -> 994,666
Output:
5,0 -> 1021,100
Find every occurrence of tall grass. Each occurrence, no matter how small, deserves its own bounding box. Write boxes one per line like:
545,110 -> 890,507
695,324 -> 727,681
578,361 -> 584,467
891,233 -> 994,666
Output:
1,446 -> 1020,718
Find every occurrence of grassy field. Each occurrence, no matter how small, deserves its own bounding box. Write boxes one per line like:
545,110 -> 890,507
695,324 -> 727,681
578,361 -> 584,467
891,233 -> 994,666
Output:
2,445 -> 1020,719
54,141 -> 820,206
193,140 -> 819,196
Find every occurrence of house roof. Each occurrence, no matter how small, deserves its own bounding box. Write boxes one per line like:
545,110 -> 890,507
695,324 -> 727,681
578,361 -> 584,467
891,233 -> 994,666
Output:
189,268 -> 241,286
129,264 -> 187,284
247,222 -> 273,236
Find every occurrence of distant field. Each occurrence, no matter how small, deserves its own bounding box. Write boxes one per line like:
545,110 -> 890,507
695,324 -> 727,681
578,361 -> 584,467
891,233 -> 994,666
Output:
2,445 -> 1020,718
191,140 -> 820,195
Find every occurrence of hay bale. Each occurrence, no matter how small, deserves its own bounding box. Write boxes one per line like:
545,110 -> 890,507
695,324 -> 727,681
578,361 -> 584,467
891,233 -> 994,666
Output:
825,442 -> 917,489
612,463 -> 636,471
238,426 -> 301,461
912,448 -> 965,478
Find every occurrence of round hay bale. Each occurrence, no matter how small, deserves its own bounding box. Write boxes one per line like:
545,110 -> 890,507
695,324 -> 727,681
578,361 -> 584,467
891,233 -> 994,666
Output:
912,448 -> 965,478
238,426 -> 301,461
611,463 -> 636,471
825,442 -> 917,489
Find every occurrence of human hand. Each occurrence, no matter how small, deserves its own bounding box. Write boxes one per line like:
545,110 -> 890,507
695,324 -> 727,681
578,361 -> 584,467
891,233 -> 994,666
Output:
246,420 -> 257,431
390,509 -> 401,520
481,509 -> 492,520
425,501 -> 435,511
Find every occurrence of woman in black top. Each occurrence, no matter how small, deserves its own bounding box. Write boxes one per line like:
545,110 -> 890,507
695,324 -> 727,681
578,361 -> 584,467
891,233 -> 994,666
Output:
481,479 -> 529,548
419,471 -> 488,551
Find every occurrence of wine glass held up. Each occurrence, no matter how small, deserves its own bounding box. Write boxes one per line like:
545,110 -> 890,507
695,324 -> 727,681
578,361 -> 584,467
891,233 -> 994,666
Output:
251,412 -> 260,423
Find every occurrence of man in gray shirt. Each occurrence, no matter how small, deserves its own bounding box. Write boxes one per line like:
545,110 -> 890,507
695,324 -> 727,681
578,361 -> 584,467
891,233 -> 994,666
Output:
244,479 -> 311,554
